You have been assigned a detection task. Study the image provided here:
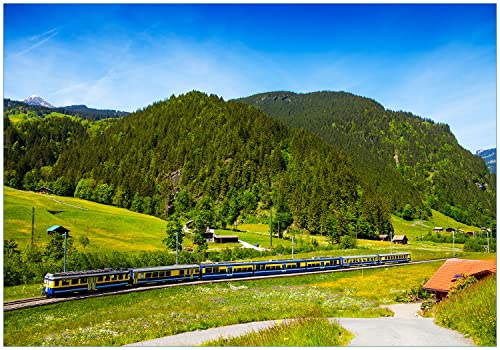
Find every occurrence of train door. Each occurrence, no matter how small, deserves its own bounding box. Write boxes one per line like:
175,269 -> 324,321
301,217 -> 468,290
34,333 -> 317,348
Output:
227,267 -> 233,278
88,276 -> 97,291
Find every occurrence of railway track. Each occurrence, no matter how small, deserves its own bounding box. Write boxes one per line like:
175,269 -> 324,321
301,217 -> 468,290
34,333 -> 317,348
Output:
4,258 -> 445,312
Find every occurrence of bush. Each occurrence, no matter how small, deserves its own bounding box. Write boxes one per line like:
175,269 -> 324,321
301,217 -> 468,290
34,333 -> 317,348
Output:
339,235 -> 357,249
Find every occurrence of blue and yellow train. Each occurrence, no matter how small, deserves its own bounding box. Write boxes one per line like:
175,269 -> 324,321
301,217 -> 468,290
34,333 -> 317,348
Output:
42,252 -> 410,297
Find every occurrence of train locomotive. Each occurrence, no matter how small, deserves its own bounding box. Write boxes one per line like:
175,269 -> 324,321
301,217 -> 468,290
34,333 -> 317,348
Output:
43,252 -> 410,297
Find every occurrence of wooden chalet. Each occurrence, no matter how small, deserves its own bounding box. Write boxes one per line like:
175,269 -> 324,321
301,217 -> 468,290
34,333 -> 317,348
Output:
433,227 -> 443,232
446,227 -> 457,233
379,234 -> 390,241
35,187 -> 52,194
46,225 -> 70,236
423,258 -> 496,300
392,235 -> 408,244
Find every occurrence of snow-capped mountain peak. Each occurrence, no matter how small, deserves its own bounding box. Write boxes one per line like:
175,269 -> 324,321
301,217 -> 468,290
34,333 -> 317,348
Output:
23,95 -> 55,108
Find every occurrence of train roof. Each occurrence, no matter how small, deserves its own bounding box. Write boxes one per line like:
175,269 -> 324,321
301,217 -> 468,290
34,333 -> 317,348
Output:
341,254 -> 379,259
201,257 -> 342,267
45,268 -> 130,279
132,264 -> 199,273
378,252 -> 411,256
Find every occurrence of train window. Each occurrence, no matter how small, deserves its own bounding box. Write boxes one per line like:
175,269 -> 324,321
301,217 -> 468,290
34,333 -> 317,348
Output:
61,279 -> 69,286
54,280 -> 60,287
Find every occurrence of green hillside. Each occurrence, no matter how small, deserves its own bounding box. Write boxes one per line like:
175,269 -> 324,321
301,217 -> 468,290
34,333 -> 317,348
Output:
238,91 -> 496,227
4,186 -> 166,252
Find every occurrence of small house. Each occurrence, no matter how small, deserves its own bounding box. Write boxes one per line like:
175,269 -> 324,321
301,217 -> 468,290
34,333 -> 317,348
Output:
203,228 -> 215,241
392,235 -> 408,244
446,227 -> 456,233
46,225 -> 70,236
379,234 -> 390,241
35,187 -> 52,194
423,258 -> 496,300
433,227 -> 443,232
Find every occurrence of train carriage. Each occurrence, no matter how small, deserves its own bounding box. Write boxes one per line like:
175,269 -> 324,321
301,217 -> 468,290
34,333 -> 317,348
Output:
378,252 -> 411,264
341,254 -> 379,267
130,264 -> 200,285
309,257 -> 343,271
43,268 -> 130,297
200,261 -> 255,280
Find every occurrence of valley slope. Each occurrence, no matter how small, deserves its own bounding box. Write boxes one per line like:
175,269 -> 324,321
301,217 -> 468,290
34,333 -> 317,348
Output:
238,91 -> 496,227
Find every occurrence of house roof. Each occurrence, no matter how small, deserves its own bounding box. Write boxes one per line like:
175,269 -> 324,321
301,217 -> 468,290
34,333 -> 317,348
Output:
213,234 -> 239,239
423,258 -> 496,293
393,235 -> 407,240
46,225 -> 70,234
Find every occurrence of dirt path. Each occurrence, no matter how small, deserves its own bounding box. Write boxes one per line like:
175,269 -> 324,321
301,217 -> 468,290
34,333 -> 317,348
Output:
125,303 -> 474,346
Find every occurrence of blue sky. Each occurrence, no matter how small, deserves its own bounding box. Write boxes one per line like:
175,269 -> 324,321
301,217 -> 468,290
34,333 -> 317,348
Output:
4,4 -> 496,152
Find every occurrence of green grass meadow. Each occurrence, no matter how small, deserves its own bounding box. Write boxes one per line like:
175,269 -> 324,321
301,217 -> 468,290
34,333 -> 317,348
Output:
4,261 -> 441,346
4,186 -> 167,252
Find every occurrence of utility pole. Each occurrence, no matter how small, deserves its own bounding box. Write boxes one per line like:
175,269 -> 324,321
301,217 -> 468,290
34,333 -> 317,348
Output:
269,206 -> 273,247
486,231 -> 490,253
420,209 -> 423,240
390,231 -> 393,254
175,230 -> 179,265
31,207 -> 35,247
453,230 -> 455,257
63,232 -> 68,272
292,232 -> 295,259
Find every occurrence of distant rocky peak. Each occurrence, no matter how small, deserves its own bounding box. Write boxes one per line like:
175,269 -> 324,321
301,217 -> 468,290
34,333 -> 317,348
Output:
23,95 -> 55,108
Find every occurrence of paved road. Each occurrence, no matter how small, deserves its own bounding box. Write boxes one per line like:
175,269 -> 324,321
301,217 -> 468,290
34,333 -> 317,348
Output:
125,303 -> 474,346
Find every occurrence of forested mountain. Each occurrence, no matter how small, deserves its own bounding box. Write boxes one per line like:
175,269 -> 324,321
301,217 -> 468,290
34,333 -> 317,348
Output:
4,91 -> 393,238
4,98 -> 129,120
476,148 -> 496,174
238,91 -> 496,227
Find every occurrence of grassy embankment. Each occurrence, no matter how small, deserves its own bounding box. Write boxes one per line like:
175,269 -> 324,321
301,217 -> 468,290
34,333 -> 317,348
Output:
203,317 -> 353,346
4,261 -> 441,346
433,274 -> 496,346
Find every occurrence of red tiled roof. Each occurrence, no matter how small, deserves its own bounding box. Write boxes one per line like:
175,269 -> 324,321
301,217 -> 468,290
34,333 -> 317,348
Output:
424,258 -> 496,293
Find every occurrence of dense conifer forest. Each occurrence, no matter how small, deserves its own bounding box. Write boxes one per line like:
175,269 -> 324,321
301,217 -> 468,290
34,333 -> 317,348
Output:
238,91 -> 496,227
3,90 -> 495,236
4,92 -> 393,239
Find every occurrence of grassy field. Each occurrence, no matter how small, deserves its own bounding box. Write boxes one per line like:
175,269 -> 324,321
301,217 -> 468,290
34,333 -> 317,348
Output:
4,186 -> 482,253
4,186 -> 170,252
203,317 -> 353,346
4,261 -> 442,346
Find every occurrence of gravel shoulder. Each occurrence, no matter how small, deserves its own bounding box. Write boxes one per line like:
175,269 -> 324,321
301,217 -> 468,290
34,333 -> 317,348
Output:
124,303 -> 475,347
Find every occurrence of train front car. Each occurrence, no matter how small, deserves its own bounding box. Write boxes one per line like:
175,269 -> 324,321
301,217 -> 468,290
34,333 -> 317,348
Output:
378,252 -> 411,264
130,264 -> 200,286
42,268 -> 131,297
